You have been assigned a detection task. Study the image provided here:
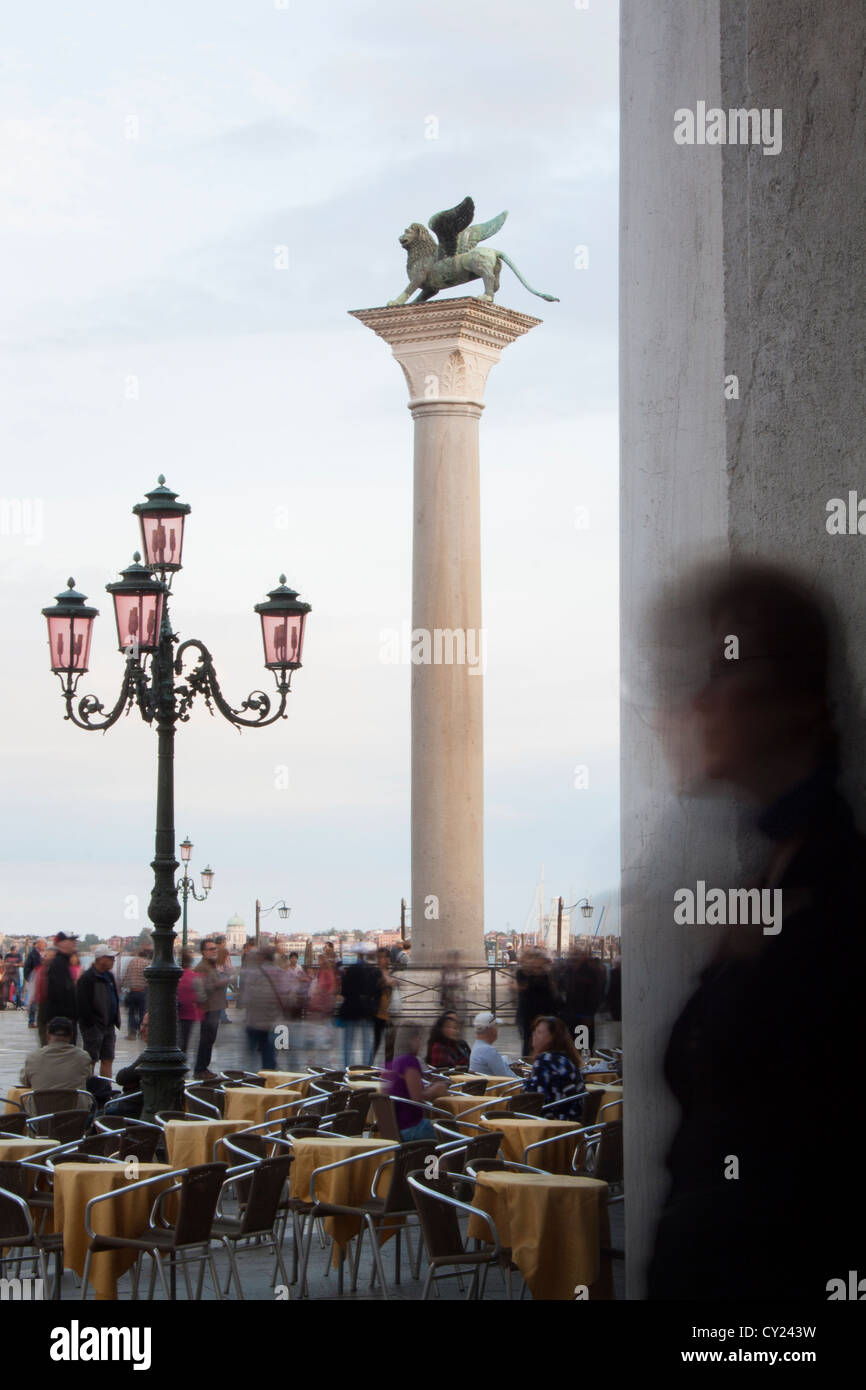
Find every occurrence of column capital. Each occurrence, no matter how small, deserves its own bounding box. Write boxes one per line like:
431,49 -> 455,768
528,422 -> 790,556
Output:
349,297 -> 541,408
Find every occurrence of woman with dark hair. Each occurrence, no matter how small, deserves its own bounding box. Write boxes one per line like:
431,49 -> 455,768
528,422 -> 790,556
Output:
647,561 -> 866,1299
526,1015 -> 586,1120
425,1011 -> 471,1069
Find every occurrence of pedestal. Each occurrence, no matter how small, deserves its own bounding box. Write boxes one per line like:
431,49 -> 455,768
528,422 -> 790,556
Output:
350,299 -> 540,967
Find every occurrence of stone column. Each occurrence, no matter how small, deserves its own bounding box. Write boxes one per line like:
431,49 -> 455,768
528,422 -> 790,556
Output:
350,298 -> 540,969
621,0 -> 866,1295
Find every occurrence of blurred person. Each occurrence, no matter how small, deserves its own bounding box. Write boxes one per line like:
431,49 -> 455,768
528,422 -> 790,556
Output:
23,938 -> 46,1027
176,948 -> 203,1055
469,1012 -> 516,1078
32,947 -> 56,1045
439,949 -> 464,1015
76,951 -> 121,1079
337,944 -> 380,1066
383,1023 -> 448,1140
646,561 -> 866,1298
554,949 -> 607,1052
241,944 -> 290,1071
373,947 -> 397,1063
193,938 -> 229,1079
514,948 -> 556,1056
41,933 -> 79,1041
19,1015 -> 92,1106
2,948 -> 23,1009
215,940 -> 234,1021
425,1011 -> 471,1069
392,940 -> 410,970
526,1015 -> 586,1120
120,944 -> 152,1039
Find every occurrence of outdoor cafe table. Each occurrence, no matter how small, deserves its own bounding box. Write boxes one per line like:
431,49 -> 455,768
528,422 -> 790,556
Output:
478,1115 -> 585,1174
344,1079 -> 382,1092
0,1135 -> 59,1163
223,1086 -> 302,1126
585,1082 -> 623,1120
435,1093 -> 496,1121
257,1071 -> 313,1096
448,1073 -> 518,1095
468,1171 -> 612,1300
289,1135 -> 395,1252
164,1118 -> 252,1168
54,1161 -> 177,1300
3,1085 -> 30,1115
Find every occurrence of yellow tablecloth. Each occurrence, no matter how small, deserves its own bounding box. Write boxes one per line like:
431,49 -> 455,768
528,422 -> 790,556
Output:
54,1161 -> 176,1301
163,1119 -> 250,1167
3,1085 -> 30,1115
257,1071 -> 312,1097
0,1136 -> 59,1162
290,1136 -> 394,1250
344,1079 -> 381,1092
224,1086 -> 302,1125
468,1171 -> 612,1300
585,1083 -> 623,1121
478,1115 -> 585,1174
584,1070 -> 619,1085
435,1093 -> 495,1121
448,1073 -> 519,1095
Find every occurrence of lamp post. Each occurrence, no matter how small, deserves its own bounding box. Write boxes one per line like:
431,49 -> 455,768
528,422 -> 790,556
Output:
41,476 -> 311,1120
178,837 -> 214,951
255,899 -> 290,947
557,897 -> 593,954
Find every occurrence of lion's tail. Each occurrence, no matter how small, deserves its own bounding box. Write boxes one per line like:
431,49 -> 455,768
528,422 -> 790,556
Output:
496,251 -> 559,303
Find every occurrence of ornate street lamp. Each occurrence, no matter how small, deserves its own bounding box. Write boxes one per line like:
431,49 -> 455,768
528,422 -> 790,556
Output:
177,836 -> 215,952
255,899 -> 291,946
41,478 -> 311,1119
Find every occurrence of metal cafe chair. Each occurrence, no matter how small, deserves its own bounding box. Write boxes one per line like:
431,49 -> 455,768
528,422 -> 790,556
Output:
296,1144 -> 401,1298
345,1139 -> 439,1297
81,1161 -> 229,1301
0,1113 -> 28,1135
407,1169 -> 504,1300
521,1125 -> 590,1171
22,1088 -> 95,1118
211,1154 -> 295,1296
184,1085 -> 224,1118
0,1184 -> 64,1296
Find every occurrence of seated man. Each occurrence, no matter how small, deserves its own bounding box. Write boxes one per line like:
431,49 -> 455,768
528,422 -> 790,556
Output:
19,1015 -> 93,1110
468,1012 -> 517,1078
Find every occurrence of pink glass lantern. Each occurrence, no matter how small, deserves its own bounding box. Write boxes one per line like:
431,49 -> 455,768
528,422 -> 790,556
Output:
254,575 -> 311,673
105,555 -> 165,655
132,476 -> 191,574
41,579 -> 99,676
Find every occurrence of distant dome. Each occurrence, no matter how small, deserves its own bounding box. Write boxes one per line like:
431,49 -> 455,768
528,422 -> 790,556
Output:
226,914 -> 245,928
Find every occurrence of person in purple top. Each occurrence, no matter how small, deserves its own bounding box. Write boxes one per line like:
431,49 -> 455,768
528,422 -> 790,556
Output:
383,1023 -> 448,1139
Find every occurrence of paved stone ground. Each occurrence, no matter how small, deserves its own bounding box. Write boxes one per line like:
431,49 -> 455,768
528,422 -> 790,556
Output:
0,1005 -> 625,1301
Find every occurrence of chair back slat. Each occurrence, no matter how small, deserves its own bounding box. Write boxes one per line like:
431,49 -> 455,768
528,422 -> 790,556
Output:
173,1163 -> 228,1248
370,1095 -> 402,1141
234,1155 -> 294,1236
408,1172 -> 466,1258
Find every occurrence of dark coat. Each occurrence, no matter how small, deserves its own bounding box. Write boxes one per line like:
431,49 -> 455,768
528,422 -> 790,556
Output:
76,965 -> 121,1031
43,952 -> 78,1022
648,777 -> 866,1299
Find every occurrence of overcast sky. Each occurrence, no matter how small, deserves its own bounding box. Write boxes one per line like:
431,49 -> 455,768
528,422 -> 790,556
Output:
0,0 -> 619,946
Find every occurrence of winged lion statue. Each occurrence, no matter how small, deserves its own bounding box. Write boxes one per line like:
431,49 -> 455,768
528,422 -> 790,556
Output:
386,196 -> 559,307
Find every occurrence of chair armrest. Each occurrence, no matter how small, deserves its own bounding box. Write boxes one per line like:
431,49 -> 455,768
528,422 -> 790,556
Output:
522,1128 -> 587,1165
83,1167 -> 188,1240
309,1145 -> 399,1203
407,1175 -> 501,1257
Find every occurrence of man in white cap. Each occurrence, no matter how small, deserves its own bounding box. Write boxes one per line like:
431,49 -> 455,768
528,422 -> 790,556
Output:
469,1012 -> 517,1078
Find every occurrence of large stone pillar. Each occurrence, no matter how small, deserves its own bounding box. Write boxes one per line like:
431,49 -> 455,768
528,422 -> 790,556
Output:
621,0 -> 866,1296
351,299 -> 539,969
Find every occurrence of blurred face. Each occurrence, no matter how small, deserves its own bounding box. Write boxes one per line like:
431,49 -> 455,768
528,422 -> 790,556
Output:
443,1015 -> 459,1039
95,957 -> 114,973
57,939 -> 76,955
532,1019 -> 554,1052
202,943 -> 217,961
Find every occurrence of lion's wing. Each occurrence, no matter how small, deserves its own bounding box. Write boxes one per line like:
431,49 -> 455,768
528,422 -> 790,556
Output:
457,210 -> 508,253
428,197 -> 475,258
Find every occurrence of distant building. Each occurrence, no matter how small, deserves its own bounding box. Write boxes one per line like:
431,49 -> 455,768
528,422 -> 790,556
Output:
224,914 -> 247,952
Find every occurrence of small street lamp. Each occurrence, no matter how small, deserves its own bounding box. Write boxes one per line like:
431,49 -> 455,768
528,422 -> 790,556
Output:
255,899 -> 290,946
177,837 -> 215,951
41,476 -> 311,1119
